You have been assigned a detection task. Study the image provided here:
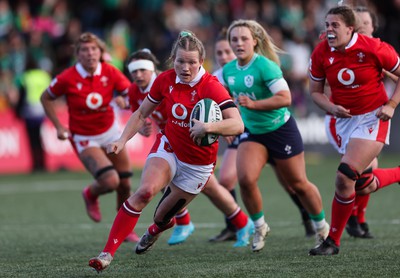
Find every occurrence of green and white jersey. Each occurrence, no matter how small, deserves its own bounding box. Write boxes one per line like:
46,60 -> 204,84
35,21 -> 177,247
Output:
223,53 -> 290,134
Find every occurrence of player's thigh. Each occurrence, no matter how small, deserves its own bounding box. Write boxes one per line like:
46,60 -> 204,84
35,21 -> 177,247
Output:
136,157 -> 172,197
274,152 -> 308,188
107,146 -> 132,172
236,141 -> 267,184
342,138 -> 384,173
79,146 -> 112,175
218,148 -> 238,189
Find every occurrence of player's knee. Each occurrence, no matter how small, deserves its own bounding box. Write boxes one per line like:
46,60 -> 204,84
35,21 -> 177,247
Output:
118,171 -> 133,180
237,172 -> 256,188
219,173 -> 236,190
337,162 -> 360,181
135,183 -> 162,204
96,166 -> 119,190
355,167 -> 375,193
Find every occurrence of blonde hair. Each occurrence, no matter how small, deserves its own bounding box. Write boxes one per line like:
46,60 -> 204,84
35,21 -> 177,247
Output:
227,19 -> 282,66
74,32 -> 107,62
168,30 -> 206,66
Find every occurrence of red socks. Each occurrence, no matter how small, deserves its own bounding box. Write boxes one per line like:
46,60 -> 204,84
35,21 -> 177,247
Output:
227,207 -> 248,230
175,209 -> 191,225
329,193 -> 355,246
148,218 -> 176,236
355,194 -> 370,224
103,201 -> 141,256
374,167 -> 400,189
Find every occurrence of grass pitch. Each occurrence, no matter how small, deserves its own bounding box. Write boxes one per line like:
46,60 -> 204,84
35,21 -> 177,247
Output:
1,154 -> 400,277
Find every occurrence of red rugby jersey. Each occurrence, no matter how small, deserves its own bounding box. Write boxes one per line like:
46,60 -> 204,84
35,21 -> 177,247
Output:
309,33 -> 400,115
148,68 -> 234,165
48,62 -> 130,135
128,80 -> 168,131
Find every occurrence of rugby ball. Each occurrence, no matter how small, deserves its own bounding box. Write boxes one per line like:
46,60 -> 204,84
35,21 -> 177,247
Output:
190,98 -> 223,146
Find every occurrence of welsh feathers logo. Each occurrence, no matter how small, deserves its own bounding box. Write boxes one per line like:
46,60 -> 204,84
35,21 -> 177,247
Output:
244,75 -> 254,88
86,92 -> 103,109
100,76 -> 109,87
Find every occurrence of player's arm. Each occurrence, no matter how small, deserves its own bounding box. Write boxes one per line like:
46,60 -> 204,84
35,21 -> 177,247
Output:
107,97 -> 158,154
40,89 -> 69,140
199,104 -> 244,137
310,79 -> 351,118
377,66 -> 400,120
237,78 -> 291,110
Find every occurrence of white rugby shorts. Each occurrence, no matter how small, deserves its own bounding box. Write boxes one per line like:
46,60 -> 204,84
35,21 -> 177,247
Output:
148,134 -> 214,194
325,107 -> 390,155
72,120 -> 121,154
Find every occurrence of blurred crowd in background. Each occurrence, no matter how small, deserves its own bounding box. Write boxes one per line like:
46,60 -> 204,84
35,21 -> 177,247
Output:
0,0 -> 399,118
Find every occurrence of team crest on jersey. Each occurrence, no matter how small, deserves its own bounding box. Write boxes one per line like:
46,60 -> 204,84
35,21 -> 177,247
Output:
228,76 -> 235,85
100,76 -> 108,87
86,92 -> 103,109
357,52 -> 365,63
329,57 -> 334,64
76,82 -> 82,90
244,75 -> 254,88
191,90 -> 197,102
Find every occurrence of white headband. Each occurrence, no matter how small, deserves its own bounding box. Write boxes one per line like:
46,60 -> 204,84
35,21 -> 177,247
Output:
128,59 -> 155,73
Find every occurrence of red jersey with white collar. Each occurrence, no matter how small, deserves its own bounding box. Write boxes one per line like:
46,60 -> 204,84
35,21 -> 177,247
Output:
48,62 -> 130,135
309,33 -> 400,115
148,68 -> 234,165
128,82 -> 168,130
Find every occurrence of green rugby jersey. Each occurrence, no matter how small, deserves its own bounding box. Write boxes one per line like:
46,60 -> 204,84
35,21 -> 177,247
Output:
223,53 -> 290,134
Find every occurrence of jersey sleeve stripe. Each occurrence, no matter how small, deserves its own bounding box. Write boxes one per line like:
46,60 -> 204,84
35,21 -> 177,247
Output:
309,73 -> 325,82
268,78 -> 289,94
219,99 -> 236,110
147,94 -> 161,104
389,57 -> 400,73
47,88 -> 57,98
120,88 -> 129,96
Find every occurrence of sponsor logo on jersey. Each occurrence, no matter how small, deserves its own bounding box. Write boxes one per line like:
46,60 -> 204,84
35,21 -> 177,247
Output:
77,82 -> 82,90
244,75 -> 254,88
329,57 -> 334,64
169,86 -> 173,93
86,92 -> 103,109
337,68 -> 355,86
228,76 -> 235,85
171,103 -> 191,128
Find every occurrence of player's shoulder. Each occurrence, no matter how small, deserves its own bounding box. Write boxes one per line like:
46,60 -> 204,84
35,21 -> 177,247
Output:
200,71 -> 223,88
157,69 -> 175,79
128,82 -> 140,94
101,62 -> 125,75
313,39 -> 330,54
55,66 -> 77,82
255,54 -> 279,69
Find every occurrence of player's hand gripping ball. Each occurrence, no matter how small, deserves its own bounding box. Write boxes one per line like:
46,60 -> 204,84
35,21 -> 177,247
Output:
190,98 -> 223,146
